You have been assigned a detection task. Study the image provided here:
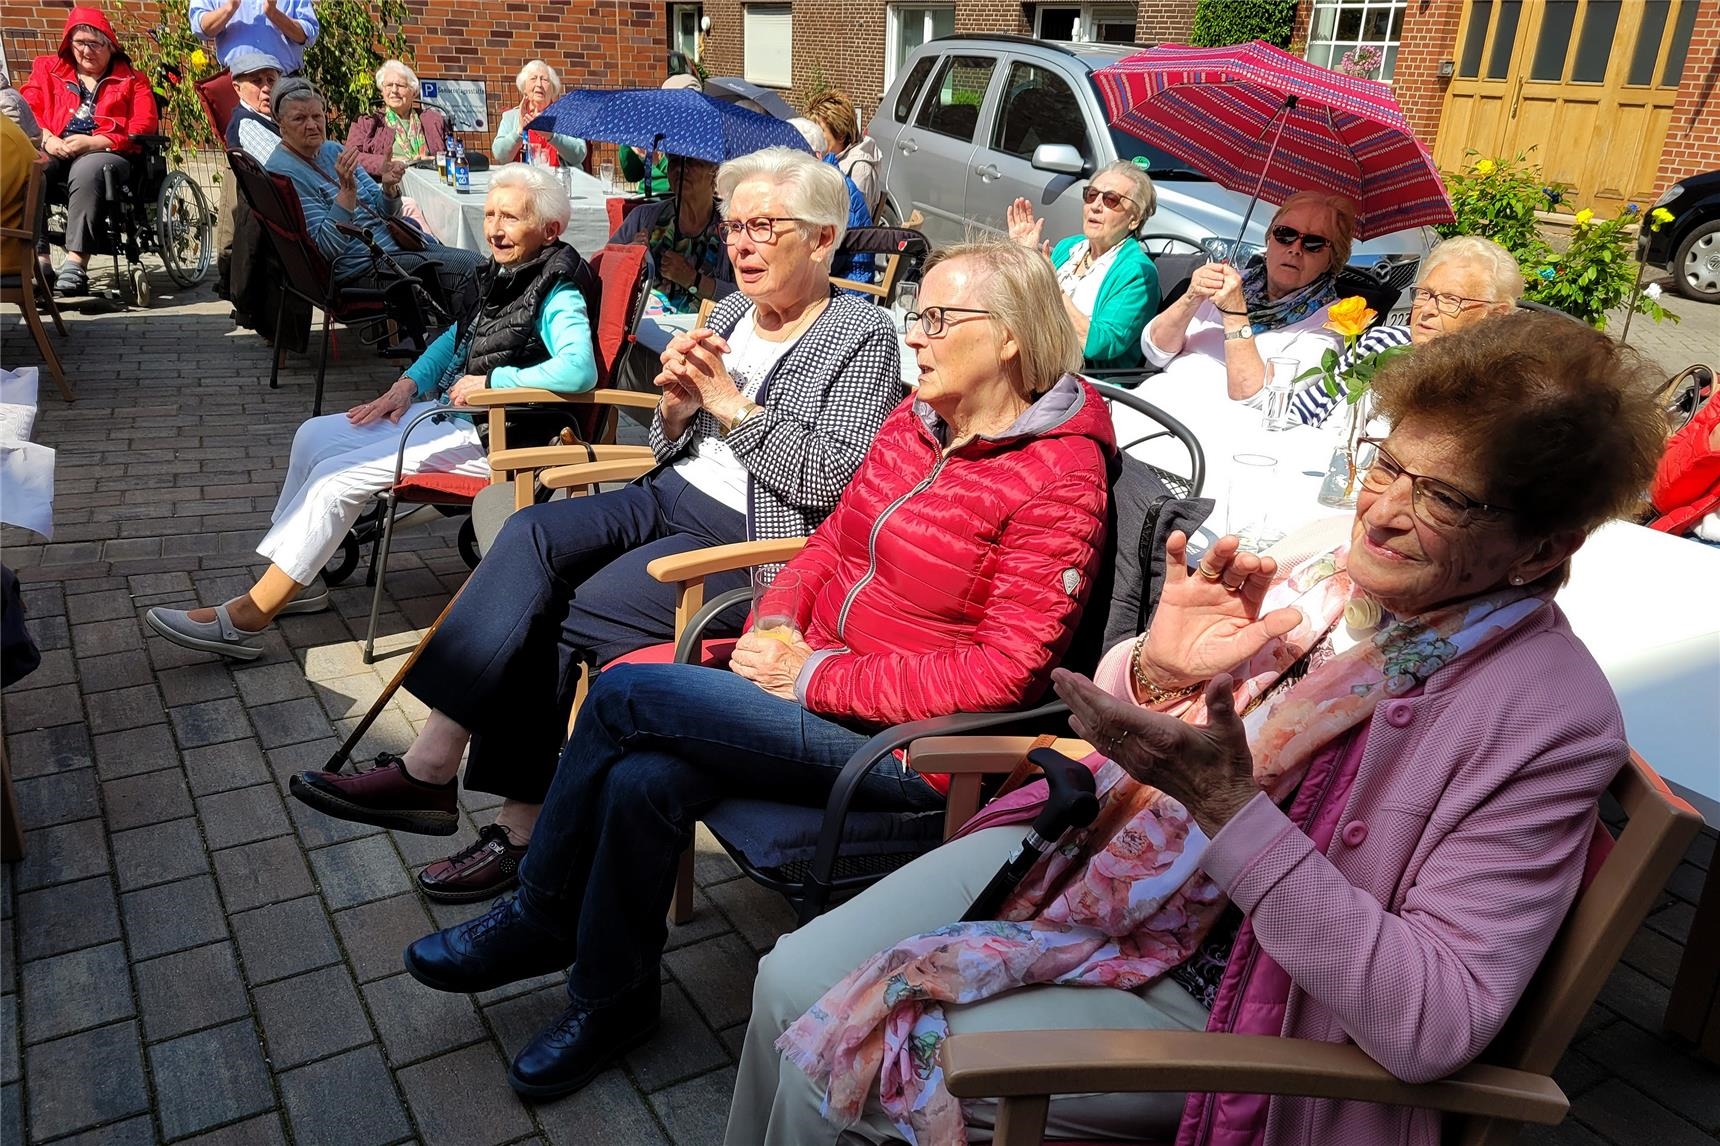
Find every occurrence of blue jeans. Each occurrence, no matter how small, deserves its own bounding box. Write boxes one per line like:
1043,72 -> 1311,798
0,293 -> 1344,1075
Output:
404,468 -> 748,801
514,662 -> 945,1006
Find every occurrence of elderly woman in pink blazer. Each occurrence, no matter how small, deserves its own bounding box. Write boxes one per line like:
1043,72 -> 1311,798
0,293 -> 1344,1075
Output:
727,311 -> 1669,1146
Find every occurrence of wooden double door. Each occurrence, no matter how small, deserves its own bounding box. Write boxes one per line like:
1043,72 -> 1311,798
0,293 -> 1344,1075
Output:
1434,0 -> 1704,211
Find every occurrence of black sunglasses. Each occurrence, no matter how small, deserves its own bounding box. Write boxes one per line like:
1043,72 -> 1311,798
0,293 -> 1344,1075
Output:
1269,225 -> 1332,254
1082,187 -> 1137,212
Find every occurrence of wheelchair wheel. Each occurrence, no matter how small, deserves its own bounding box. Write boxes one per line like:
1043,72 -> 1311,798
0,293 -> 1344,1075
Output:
156,170 -> 212,287
324,534 -> 361,586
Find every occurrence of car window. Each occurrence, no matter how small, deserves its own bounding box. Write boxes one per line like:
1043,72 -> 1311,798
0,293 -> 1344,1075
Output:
990,62 -> 1092,163
1083,79 -> 1202,179
913,55 -> 997,143
893,55 -> 938,124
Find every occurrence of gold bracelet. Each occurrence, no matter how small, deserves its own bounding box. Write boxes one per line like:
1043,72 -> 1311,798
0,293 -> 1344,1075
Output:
1130,637 -> 1201,705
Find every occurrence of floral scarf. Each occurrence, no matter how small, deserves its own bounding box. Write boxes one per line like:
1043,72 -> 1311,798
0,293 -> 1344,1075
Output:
776,541 -> 1545,1144
648,200 -> 726,314
385,107 -> 424,160
1239,254 -> 1337,335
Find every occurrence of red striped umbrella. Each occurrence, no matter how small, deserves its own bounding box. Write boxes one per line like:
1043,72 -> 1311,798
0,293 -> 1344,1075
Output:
1092,40 -> 1453,241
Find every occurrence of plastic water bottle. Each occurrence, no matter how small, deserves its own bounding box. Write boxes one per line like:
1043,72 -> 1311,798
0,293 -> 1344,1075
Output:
453,142 -> 470,194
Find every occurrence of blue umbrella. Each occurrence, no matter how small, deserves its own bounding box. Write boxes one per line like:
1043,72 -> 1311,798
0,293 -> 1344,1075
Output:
527,88 -> 810,163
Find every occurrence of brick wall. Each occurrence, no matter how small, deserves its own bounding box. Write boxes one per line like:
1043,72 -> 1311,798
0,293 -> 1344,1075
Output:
1134,0 -> 1196,43
1654,0 -> 1720,191
1389,0 -> 1462,152
0,0 -> 665,131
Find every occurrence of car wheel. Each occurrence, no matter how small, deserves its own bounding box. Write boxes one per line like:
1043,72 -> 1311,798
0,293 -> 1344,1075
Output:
1672,219 -> 1720,302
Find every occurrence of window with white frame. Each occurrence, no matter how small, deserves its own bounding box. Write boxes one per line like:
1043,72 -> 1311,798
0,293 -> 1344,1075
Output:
1032,4 -> 1136,43
743,3 -> 793,88
887,5 -> 955,84
1305,0 -> 1407,80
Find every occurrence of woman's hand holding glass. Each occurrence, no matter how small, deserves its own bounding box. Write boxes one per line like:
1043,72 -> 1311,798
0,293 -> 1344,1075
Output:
1135,531 -> 1303,690
1052,669 -> 1259,836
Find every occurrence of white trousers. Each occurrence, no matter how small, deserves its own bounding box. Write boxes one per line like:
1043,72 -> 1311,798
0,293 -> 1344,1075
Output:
257,401 -> 488,585
724,825 -> 1210,1145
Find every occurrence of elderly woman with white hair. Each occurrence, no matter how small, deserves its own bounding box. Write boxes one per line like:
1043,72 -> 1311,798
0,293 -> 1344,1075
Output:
390,233 -> 1116,1103
1291,234 -> 1525,426
285,147 -> 908,906
492,59 -> 586,167
1007,159 -> 1162,370
345,58 -> 448,176
145,164 -> 599,659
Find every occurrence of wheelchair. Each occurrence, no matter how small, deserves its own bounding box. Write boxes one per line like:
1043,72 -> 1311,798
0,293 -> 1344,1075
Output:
43,133 -> 213,306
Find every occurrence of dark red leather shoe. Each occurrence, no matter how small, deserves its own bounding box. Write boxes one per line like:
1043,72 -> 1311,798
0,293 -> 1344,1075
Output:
418,825 -> 528,903
289,753 -> 459,836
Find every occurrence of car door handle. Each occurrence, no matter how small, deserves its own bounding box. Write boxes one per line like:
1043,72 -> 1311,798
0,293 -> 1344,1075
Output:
897,138 -> 919,155
976,164 -> 1001,181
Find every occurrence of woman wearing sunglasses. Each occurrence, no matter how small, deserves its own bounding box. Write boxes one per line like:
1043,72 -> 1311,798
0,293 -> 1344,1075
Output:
1291,235 -> 1523,427
1141,191 -> 1356,406
727,311 -> 1667,1146
1007,160 -> 1160,370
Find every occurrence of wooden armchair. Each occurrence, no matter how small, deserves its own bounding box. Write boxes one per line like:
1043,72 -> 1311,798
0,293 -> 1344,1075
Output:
1,155 -> 73,402
920,746 -> 1700,1146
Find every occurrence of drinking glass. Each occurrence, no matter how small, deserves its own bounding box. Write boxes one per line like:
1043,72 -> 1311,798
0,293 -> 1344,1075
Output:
751,569 -> 803,644
598,160 -> 616,194
894,279 -> 919,331
1226,453 -> 1283,553
1260,356 -> 1299,431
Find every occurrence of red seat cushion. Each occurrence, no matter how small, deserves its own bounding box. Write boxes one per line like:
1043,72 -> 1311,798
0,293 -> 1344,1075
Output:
609,638 -> 737,669
588,242 -> 650,386
393,473 -> 486,504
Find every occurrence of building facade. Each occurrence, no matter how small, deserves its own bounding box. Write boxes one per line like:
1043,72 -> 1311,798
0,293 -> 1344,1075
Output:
691,0 -> 1718,208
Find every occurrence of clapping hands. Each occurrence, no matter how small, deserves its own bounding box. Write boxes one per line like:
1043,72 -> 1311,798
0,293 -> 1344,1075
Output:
1006,198 -> 1049,256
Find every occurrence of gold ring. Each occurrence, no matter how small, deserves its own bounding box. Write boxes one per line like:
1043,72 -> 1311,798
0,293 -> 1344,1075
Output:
1196,563 -> 1224,582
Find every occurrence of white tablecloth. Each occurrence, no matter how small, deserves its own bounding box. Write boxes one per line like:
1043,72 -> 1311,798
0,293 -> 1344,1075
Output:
0,367 -> 54,540
401,165 -> 627,260
1115,375 -> 1720,823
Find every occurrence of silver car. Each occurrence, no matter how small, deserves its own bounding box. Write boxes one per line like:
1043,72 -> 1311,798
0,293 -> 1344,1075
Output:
868,34 -> 1436,317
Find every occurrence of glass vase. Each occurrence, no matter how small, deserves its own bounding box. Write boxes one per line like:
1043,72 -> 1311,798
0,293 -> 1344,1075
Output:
1316,403 -> 1364,509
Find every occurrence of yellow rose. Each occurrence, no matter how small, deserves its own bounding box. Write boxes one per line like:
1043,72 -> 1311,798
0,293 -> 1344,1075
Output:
191,47 -> 207,68
1651,207 -> 1674,225
1575,208 -> 1594,227
1474,158 -> 1495,175
1324,295 -> 1376,339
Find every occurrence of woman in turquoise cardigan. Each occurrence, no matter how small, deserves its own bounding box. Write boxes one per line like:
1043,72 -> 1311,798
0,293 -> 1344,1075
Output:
1008,160 -> 1160,370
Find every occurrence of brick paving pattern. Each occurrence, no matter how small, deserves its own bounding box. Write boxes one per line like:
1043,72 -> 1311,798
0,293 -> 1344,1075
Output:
1,266 -> 1716,1144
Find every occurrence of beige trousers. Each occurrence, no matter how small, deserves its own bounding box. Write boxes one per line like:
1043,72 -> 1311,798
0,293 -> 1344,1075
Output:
724,825 -> 1211,1145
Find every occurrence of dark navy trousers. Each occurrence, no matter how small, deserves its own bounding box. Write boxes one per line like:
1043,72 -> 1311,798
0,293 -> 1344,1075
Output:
404,468 -> 749,801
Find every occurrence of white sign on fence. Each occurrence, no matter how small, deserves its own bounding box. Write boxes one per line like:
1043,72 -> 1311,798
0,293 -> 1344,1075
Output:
420,80 -> 489,132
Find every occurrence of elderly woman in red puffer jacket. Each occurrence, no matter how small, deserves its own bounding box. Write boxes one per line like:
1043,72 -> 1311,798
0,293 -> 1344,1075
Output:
397,236 -> 1117,1101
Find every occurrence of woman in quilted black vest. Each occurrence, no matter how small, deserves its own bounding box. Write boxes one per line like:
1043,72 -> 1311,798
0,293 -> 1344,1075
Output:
145,164 -> 598,659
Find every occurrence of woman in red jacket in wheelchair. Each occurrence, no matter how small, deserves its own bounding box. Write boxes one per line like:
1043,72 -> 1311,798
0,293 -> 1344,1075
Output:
396,237 -> 1118,1101
20,6 -> 157,297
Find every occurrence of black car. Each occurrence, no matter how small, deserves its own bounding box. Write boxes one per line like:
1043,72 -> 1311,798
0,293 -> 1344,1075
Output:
1639,169 -> 1720,303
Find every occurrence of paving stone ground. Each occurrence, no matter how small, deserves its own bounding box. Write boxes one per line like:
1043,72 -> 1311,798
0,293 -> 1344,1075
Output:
1,259 -> 1716,1145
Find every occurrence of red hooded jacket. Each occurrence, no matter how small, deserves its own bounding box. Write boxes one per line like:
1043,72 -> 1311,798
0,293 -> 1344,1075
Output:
1649,394 -> 1720,536
20,7 -> 158,154
783,375 -> 1115,786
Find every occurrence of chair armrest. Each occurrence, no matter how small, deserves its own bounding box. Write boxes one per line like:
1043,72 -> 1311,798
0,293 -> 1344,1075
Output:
462,386 -> 661,410
538,458 -> 658,490
646,538 -> 809,584
0,227 -> 29,241
941,1030 -> 1568,1125
908,735 -> 1091,776
489,444 -> 653,474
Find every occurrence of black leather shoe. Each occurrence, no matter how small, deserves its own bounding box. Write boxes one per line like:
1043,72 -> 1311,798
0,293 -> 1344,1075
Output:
509,983 -> 661,1100
403,897 -> 575,994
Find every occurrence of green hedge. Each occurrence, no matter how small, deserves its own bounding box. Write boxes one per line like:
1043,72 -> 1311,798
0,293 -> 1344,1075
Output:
1188,0 -> 1297,49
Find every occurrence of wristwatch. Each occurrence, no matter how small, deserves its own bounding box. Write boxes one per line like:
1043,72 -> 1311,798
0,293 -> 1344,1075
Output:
723,401 -> 763,437
1223,326 -> 1255,342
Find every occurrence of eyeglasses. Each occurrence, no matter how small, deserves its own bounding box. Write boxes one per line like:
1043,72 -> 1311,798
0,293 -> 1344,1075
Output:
903,306 -> 994,338
1409,286 -> 1494,318
1269,225 -> 1332,254
1356,438 -> 1513,528
1082,186 -> 1137,212
715,216 -> 809,243
70,38 -> 109,51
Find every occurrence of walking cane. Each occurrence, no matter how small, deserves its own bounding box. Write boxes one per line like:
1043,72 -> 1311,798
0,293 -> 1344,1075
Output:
962,748 -> 1100,922
322,582 -> 464,774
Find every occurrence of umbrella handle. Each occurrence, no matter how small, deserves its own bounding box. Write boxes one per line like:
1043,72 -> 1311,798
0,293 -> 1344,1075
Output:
1230,95 -> 1297,265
